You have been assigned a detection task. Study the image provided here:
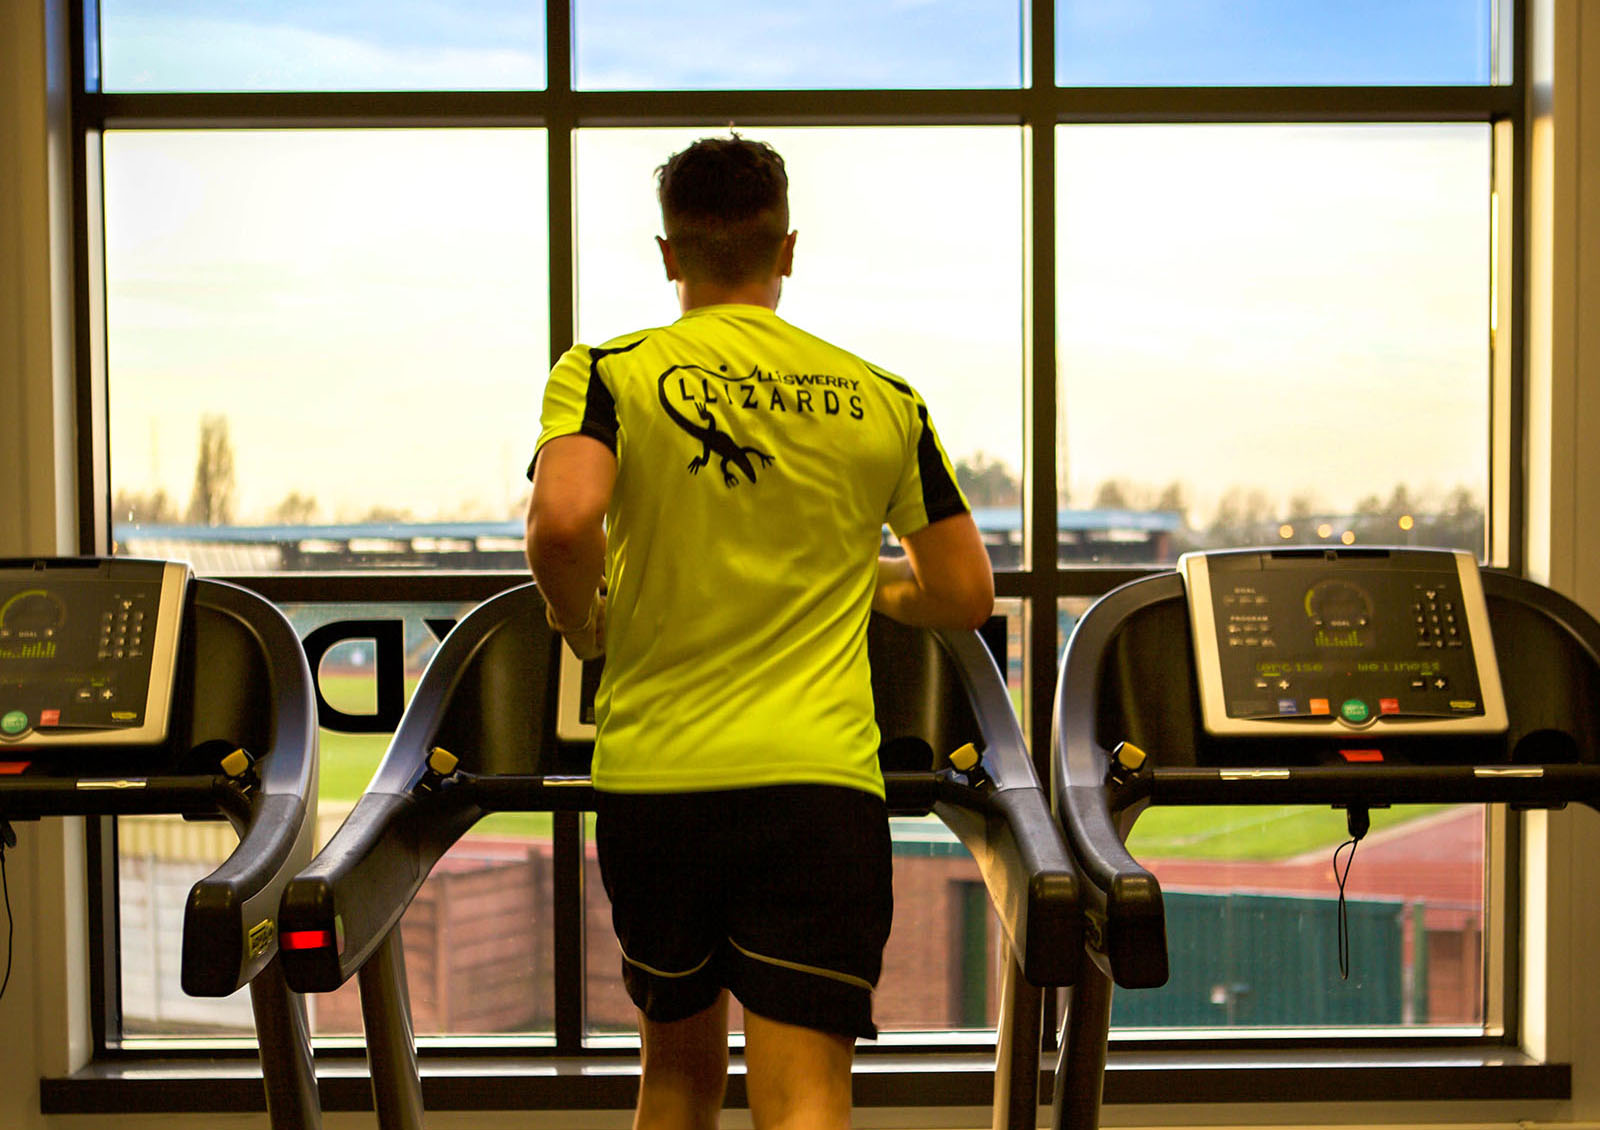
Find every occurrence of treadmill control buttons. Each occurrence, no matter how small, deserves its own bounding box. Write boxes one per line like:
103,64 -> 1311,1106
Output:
1413,588 -> 1462,648
1340,699 -> 1370,724
98,599 -> 149,661
1225,609 -> 1274,647
1,710 -> 29,736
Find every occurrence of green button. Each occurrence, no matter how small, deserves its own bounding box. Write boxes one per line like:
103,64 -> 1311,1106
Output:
1,710 -> 29,735
1340,699 -> 1370,724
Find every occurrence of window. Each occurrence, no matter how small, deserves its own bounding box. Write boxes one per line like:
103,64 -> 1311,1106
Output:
76,0 -> 1523,1102
99,0 -> 547,91
574,0 -> 1023,90
1057,123 -> 1492,562
1056,0 -> 1500,87
104,129 -> 549,542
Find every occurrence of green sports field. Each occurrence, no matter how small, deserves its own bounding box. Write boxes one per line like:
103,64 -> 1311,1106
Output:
316,673 -> 556,838
1126,802 -> 1453,861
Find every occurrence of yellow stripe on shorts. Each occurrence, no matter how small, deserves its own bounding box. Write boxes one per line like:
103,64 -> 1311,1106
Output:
618,945 -> 715,980
727,937 -> 875,992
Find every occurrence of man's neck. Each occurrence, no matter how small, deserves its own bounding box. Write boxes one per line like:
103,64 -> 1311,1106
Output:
676,276 -> 782,314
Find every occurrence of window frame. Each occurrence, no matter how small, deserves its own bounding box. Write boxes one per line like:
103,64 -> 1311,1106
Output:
59,0 -> 1550,1115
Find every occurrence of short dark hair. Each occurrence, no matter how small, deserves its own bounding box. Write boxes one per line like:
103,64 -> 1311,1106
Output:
656,136 -> 790,286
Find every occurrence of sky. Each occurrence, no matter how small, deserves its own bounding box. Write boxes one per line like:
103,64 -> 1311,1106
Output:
96,2 -> 1500,528
95,0 -> 1493,92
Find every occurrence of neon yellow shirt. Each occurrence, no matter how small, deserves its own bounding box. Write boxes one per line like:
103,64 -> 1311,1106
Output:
534,304 -> 969,798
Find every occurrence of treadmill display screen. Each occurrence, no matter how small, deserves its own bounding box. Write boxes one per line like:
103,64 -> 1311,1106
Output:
0,560 -> 188,746
1181,550 -> 1508,737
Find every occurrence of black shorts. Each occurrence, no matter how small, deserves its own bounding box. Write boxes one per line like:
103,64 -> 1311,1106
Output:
594,784 -> 893,1041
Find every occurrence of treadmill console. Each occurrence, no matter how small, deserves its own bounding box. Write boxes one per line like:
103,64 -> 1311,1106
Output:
0,558 -> 190,747
1180,548 -> 1508,738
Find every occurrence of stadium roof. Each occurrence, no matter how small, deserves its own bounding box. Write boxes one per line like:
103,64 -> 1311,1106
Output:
114,508 -> 1186,545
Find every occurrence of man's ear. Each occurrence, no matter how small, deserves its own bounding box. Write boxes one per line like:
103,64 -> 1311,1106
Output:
777,230 -> 797,278
656,236 -> 682,281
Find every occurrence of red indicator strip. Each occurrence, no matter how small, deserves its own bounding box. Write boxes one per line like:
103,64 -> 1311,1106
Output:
281,930 -> 334,950
1340,749 -> 1385,763
0,762 -> 30,775
283,921 -> 342,947
281,914 -> 345,953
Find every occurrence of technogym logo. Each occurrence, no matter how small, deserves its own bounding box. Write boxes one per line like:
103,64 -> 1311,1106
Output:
0,641 -> 56,660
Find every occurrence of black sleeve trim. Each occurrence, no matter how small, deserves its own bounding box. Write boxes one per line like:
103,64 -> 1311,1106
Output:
866,362 -> 968,523
527,337 -> 648,480
916,402 -> 969,524
864,361 -> 914,398
579,339 -> 645,452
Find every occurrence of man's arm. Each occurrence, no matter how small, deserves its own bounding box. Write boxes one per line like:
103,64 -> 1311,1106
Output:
873,513 -> 994,630
526,434 -> 617,635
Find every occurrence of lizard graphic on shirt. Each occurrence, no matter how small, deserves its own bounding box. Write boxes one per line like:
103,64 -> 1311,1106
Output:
657,364 -> 774,487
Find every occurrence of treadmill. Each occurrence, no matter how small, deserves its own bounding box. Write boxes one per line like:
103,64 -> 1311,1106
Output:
278,582 -> 1080,1130
1050,546 -> 1600,1130
0,557 -> 321,1129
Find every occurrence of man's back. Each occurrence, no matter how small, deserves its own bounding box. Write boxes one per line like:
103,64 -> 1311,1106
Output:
537,303 -> 968,797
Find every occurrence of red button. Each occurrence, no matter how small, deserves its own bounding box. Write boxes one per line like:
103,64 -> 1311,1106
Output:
1379,698 -> 1400,715
39,709 -> 60,727
1340,749 -> 1385,763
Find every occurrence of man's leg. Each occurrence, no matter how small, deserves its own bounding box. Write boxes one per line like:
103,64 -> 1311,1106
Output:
635,989 -> 731,1130
743,1006 -> 855,1130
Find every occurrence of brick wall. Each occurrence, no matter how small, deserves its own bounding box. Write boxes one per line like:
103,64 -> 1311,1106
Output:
306,839 -> 995,1037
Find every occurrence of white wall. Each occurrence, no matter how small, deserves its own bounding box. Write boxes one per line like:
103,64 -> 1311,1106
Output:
1518,0 -> 1600,1123
0,0 -> 94,1127
3,0 -> 1600,1127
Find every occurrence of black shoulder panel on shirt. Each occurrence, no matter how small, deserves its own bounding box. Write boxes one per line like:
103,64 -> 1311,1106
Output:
864,361 -> 914,399
915,402 -> 968,523
581,337 -> 648,451
865,363 -> 967,523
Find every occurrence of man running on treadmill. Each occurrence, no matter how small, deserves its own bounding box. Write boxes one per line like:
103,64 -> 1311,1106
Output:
526,134 -> 993,1130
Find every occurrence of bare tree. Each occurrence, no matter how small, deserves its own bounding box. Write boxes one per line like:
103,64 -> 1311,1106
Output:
270,491 -> 318,525
357,505 -> 415,524
1208,486 -> 1276,547
1092,478 -> 1133,509
954,452 -> 1021,509
1154,481 -> 1188,515
186,414 -> 236,527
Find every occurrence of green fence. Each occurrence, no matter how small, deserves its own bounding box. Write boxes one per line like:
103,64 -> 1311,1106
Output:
1110,890 -> 1422,1028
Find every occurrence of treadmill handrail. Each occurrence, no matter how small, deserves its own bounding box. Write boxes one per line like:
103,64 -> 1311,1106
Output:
1053,573 -> 1178,895
1051,573 -> 1179,989
929,625 -> 1083,986
373,584 -> 549,798
1482,568 -> 1600,669
280,586 -> 546,992
182,579 -> 321,997
930,626 -> 1035,792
